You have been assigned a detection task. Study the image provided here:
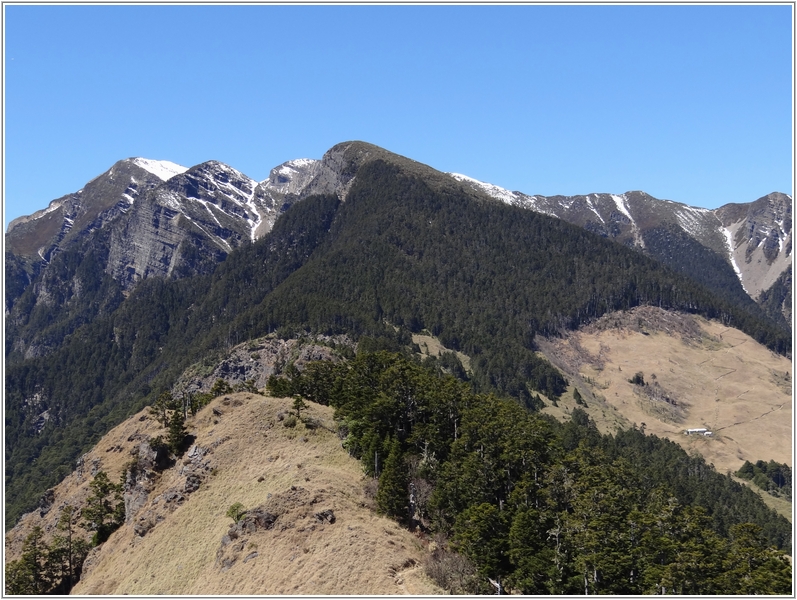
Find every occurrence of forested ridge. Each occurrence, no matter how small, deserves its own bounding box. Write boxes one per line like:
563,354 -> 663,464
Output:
269,350 -> 792,594
5,157 -> 791,532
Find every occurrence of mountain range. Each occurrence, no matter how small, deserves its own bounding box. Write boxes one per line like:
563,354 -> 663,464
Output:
7,142 -> 791,324
4,141 -> 793,594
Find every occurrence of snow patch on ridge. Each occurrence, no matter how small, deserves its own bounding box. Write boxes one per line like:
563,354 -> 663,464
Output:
722,226 -> 747,293
279,158 -> 316,174
447,173 -> 518,204
674,205 -> 711,238
610,194 -> 632,221
585,194 -> 605,224
132,158 -> 188,181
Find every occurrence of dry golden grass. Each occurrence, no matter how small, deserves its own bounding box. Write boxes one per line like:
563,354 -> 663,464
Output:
7,394 -> 443,595
538,308 -> 792,481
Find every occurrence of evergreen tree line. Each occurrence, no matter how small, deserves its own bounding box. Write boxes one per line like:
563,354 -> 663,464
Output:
269,350 -> 792,594
736,459 -> 792,500
6,160 -> 790,530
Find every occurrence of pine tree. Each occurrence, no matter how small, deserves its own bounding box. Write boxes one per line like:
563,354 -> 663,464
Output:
5,526 -> 50,594
292,395 -> 309,421
82,471 -> 125,545
720,523 -> 792,594
453,502 -> 510,592
47,505 -> 91,593
150,391 -> 175,427
167,408 -> 188,456
210,378 -> 233,397
376,436 -> 409,521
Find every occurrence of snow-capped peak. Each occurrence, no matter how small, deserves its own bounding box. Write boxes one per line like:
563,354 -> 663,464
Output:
131,158 -> 188,182
284,158 -> 317,169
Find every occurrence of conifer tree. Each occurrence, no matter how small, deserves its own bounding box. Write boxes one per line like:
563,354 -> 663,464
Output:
167,408 -> 188,456
5,526 -> 49,594
47,505 -> 91,593
82,471 -> 125,545
150,391 -> 175,427
292,395 -> 309,421
376,436 -> 409,521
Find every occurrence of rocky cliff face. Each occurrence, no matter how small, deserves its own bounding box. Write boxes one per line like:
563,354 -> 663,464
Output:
716,192 -> 792,299
5,159 -> 168,263
5,148 -> 362,307
104,160 -> 272,288
4,160 -> 168,313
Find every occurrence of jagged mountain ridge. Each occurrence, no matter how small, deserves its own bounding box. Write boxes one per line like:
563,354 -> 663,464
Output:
6,157 -> 319,297
4,141 -> 790,388
451,174 -> 791,304
7,143 -> 790,322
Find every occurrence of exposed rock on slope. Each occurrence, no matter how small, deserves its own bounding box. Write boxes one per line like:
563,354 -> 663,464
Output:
716,192 -> 792,300
172,334 -> 354,397
5,159 -> 173,266
5,394 -> 442,596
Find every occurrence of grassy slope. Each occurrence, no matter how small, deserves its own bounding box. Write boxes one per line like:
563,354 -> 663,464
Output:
6,394 -> 442,595
535,306 -> 791,478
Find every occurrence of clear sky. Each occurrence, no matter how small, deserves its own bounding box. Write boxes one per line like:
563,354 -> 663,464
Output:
3,4 -> 793,229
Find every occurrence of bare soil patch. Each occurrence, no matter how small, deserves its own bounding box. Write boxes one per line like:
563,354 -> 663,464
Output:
413,333 -> 472,373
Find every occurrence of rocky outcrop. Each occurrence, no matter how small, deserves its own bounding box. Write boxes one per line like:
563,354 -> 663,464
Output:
127,441 -> 215,538
123,440 -> 171,524
37,489 -> 55,518
172,334 -> 353,397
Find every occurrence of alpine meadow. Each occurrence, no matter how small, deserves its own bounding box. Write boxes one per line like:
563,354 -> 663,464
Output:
4,141 -> 792,595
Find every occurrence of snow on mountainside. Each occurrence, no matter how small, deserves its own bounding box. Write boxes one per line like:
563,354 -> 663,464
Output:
5,146 -> 790,315
448,172 -> 791,304
716,192 -> 793,299
104,160 -> 282,287
263,158 -> 321,197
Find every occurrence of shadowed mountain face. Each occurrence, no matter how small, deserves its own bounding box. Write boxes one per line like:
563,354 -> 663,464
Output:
4,141 -> 792,530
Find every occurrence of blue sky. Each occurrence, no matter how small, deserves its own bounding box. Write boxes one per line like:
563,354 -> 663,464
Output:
3,4 -> 793,229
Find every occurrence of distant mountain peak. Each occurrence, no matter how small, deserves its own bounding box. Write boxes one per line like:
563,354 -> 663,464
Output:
5,142 -> 791,324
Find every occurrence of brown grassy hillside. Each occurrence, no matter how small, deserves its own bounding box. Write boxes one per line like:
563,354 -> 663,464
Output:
6,394 -> 443,595
536,306 -> 792,477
